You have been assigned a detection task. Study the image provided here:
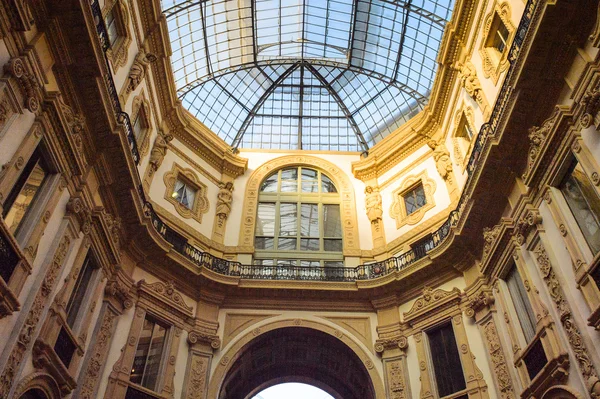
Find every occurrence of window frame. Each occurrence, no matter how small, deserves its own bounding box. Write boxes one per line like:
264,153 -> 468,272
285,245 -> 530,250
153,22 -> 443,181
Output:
163,163 -> 209,223
254,166 -> 343,267
451,106 -> 477,171
102,0 -> 131,69
129,314 -> 171,392
479,1 -> 515,84
390,171 -> 436,229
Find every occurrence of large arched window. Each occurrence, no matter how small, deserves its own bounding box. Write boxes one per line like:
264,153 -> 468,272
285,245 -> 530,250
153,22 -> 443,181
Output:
254,167 -> 343,267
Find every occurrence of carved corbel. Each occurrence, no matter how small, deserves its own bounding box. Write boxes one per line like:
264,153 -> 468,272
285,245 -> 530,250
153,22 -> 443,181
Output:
66,196 -> 92,235
580,86 -> 600,129
513,209 -> 542,245
465,289 -> 495,320
374,335 -> 408,355
482,224 -> 502,262
59,100 -> 86,149
522,108 -> 561,181
3,57 -> 40,113
187,330 -> 221,351
104,278 -> 134,312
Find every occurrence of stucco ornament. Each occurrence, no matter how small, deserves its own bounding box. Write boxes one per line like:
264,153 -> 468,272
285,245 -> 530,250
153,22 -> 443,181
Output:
216,181 -> 234,225
455,61 -> 483,101
365,185 -> 383,223
428,139 -> 454,184
124,48 -> 157,97
149,130 -> 173,173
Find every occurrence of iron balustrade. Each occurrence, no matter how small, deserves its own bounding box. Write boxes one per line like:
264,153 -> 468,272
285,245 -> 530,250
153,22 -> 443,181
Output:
89,0 -> 534,282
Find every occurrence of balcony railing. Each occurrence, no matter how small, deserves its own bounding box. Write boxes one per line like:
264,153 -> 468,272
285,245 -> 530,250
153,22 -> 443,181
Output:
90,0 -> 534,282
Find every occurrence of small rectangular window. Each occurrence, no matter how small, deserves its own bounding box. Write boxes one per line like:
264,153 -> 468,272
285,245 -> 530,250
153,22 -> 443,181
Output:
403,183 -> 426,215
130,316 -> 169,391
505,265 -> 537,343
105,7 -> 120,46
132,108 -> 146,142
560,160 -> 600,254
487,14 -> 509,53
428,322 -> 466,397
2,148 -> 49,235
171,178 -> 197,210
65,253 -> 96,328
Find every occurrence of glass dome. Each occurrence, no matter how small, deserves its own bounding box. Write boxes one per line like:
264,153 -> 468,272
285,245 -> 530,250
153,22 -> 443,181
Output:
161,0 -> 455,151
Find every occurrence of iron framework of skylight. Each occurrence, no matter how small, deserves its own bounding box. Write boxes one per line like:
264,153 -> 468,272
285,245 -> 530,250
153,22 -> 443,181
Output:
161,0 -> 454,151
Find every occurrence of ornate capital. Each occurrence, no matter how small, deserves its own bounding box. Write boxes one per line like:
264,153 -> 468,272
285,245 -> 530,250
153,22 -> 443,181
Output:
3,57 -> 40,113
66,196 -> 92,235
188,330 -> 221,350
104,278 -> 133,310
374,335 -> 408,354
465,290 -> 495,319
513,209 -> 542,245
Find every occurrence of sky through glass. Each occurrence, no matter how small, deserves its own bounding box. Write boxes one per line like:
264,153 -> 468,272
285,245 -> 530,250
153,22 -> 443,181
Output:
161,0 -> 455,151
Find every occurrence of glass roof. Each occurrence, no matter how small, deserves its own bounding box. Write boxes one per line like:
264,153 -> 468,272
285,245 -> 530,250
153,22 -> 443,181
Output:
161,0 -> 455,151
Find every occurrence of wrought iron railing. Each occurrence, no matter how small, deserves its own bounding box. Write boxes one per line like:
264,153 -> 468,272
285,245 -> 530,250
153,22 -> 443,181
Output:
90,0 -> 534,282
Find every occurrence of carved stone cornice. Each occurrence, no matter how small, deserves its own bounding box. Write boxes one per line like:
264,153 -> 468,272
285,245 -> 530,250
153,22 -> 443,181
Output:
403,286 -> 462,325
137,280 -> 194,321
187,330 -> 221,351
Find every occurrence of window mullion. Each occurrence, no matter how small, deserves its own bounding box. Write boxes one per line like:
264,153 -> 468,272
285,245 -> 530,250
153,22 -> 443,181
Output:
140,321 -> 155,387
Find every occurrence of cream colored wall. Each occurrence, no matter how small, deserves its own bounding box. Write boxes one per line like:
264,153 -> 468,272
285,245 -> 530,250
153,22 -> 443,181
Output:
148,139 -> 221,240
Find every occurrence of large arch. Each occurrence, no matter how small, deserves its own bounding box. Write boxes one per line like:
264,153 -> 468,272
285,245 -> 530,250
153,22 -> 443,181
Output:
238,155 -> 361,256
12,372 -> 61,399
207,319 -> 385,399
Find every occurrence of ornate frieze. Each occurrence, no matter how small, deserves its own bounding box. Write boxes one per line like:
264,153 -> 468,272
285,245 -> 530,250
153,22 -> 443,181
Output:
137,280 -> 193,319
386,359 -> 408,399
184,354 -> 209,399
403,286 -> 462,324
482,320 -> 516,399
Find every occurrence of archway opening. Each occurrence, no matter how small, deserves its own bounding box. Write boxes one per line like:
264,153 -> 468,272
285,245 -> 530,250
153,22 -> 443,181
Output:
252,383 -> 334,399
219,327 -> 375,399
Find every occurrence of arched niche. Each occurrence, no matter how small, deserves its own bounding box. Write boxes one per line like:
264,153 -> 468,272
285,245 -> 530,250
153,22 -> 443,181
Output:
239,155 -> 361,256
207,319 -> 385,399
13,373 -> 60,399
541,385 -> 584,399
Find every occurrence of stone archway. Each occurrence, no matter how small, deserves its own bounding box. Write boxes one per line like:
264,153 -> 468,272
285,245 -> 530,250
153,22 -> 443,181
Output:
208,320 -> 385,399
12,373 -> 61,399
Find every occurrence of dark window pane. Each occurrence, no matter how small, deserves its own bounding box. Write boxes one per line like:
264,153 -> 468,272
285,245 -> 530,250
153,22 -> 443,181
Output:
300,203 -> 319,236
172,179 -> 196,209
505,266 -> 537,343
524,338 -> 547,380
428,323 -> 466,397
278,237 -> 297,250
66,254 -> 96,327
3,149 -> 48,235
404,183 -> 426,215
301,168 -> 319,193
256,203 -> 276,236
323,204 -> 342,237
300,238 -> 320,251
260,172 -> 278,192
321,174 -> 337,193
280,168 -> 298,192
324,239 -> 342,252
560,161 -> 600,254
254,237 -> 274,250
279,203 -> 297,236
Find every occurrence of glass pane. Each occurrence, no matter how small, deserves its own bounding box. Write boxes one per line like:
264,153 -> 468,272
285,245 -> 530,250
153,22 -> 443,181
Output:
280,168 -> 298,192
300,238 -> 319,251
428,323 -> 466,397
66,255 -> 95,327
301,168 -> 318,192
324,261 -> 344,267
279,203 -> 297,236
278,237 -> 297,250
260,172 -> 278,192
300,260 -> 320,267
256,203 -> 275,236
300,203 -> 319,237
323,204 -> 342,237
254,259 -> 274,265
277,259 -> 297,266
3,155 -> 48,235
506,266 -> 537,343
141,322 -> 167,390
404,184 -> 426,215
173,180 -> 196,209
324,239 -> 342,252
130,318 -> 154,385
321,174 -> 337,193
560,162 -> 600,254
254,237 -> 274,250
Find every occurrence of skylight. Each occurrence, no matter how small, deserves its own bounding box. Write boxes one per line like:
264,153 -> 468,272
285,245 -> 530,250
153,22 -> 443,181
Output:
161,0 -> 455,151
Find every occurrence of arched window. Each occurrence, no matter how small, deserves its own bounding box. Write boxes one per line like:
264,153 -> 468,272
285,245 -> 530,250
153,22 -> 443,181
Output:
254,167 -> 343,267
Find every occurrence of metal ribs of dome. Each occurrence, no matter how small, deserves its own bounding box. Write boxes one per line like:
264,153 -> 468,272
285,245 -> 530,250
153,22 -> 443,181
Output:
161,0 -> 455,151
